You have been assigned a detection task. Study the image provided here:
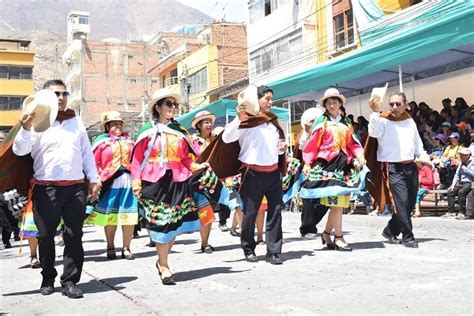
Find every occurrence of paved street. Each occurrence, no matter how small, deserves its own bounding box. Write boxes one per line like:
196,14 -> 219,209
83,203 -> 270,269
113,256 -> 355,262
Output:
1,212 -> 473,315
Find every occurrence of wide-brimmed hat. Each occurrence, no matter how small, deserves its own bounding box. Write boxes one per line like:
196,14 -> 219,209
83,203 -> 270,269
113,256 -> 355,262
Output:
238,85 -> 259,116
415,154 -> 432,164
22,89 -> 59,133
100,111 -> 123,128
191,110 -> 216,129
459,148 -> 472,155
300,107 -> 323,128
147,87 -> 181,116
320,88 -> 346,107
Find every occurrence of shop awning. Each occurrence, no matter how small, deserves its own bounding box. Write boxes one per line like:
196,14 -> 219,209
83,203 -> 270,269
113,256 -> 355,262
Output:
269,0 -> 474,101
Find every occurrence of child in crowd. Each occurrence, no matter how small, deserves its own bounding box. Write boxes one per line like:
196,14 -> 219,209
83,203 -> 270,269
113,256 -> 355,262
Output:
413,158 -> 435,218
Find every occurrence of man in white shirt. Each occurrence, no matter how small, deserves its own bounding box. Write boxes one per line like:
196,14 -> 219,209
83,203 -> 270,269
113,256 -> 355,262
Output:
367,92 -> 425,248
13,80 -> 99,298
222,86 -> 286,264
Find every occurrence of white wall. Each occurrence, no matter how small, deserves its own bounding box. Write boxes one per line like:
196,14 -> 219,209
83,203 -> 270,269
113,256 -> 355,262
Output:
344,67 -> 474,118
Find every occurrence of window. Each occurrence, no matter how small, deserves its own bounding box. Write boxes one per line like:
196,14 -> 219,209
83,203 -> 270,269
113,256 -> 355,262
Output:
0,65 -> 33,80
162,75 -> 166,88
332,0 -> 354,50
130,79 -> 137,84
78,17 -> 89,25
188,67 -> 207,95
249,28 -> 302,75
249,0 -> 290,23
0,96 -> 25,110
170,68 -> 178,78
264,0 -> 271,16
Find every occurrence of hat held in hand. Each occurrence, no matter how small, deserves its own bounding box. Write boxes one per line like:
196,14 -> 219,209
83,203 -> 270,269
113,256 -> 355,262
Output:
238,85 -> 259,116
22,89 -> 59,132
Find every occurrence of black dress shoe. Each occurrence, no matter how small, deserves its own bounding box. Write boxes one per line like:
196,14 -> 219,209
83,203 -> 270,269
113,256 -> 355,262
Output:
4,242 -> 12,249
61,281 -> 83,299
245,253 -> 258,262
381,227 -> 401,244
403,240 -> 419,248
40,283 -> 55,296
265,253 -> 282,265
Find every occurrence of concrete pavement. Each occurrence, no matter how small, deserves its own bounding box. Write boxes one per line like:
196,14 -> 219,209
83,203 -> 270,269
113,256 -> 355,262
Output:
1,212 -> 473,315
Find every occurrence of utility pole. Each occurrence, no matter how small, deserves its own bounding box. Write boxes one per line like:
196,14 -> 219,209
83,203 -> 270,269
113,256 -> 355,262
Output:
180,63 -> 190,114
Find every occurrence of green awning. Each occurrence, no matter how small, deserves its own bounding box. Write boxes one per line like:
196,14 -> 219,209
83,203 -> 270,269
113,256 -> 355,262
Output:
175,99 -> 289,129
269,0 -> 474,100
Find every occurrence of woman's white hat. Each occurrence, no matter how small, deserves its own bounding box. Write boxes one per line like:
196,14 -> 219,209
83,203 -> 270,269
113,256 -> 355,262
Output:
320,88 -> 346,107
300,107 -> 323,128
22,89 -> 59,133
191,110 -> 216,129
237,85 -> 259,116
147,87 -> 181,116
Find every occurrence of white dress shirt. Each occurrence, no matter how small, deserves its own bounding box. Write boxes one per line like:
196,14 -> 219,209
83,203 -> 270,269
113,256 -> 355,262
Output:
13,117 -> 99,182
222,116 -> 281,166
368,112 -> 425,162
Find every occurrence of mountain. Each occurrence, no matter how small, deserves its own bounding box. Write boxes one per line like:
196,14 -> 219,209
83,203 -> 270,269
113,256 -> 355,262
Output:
0,0 -> 213,40
0,0 -> 213,90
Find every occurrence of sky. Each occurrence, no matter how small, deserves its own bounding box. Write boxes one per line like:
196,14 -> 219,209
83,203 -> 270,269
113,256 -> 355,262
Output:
178,0 -> 248,23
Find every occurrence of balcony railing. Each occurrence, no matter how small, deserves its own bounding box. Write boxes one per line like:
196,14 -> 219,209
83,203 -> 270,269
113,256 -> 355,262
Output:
165,76 -> 178,86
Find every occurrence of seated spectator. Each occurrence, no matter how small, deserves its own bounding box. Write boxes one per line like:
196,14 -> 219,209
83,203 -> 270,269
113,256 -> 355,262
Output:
442,148 -> 473,220
422,123 -> 437,153
413,157 -> 435,218
455,97 -> 469,112
464,105 -> 474,128
456,122 -> 472,147
430,133 -> 446,160
441,98 -> 452,110
451,107 -> 464,126
440,109 -> 453,128
438,132 -> 464,187
440,122 -> 452,141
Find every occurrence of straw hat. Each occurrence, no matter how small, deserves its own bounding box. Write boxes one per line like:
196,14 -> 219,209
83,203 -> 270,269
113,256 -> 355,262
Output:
100,111 -> 123,128
300,107 -> 323,128
22,89 -> 59,133
191,110 -> 216,129
238,85 -> 259,116
147,87 -> 181,116
320,88 -> 346,107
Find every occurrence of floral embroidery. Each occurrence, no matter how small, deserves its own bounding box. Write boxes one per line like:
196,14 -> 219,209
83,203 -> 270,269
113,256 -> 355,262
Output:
140,197 -> 197,226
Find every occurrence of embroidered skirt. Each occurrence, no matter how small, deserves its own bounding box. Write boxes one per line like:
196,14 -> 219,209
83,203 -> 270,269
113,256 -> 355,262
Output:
140,168 -> 235,244
300,152 -> 363,208
19,207 -> 62,238
85,172 -> 139,226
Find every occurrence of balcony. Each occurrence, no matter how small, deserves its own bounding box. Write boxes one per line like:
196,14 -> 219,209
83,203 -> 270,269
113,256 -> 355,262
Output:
165,76 -> 178,86
62,40 -> 82,63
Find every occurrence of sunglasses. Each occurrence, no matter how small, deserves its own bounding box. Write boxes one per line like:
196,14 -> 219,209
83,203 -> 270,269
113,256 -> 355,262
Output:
164,100 -> 179,108
389,102 -> 402,107
54,91 -> 70,98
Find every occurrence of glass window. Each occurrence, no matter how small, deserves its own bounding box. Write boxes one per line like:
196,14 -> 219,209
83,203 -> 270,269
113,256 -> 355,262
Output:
9,97 -> 22,110
276,42 -> 289,65
0,66 -> 7,78
0,97 -> 8,110
249,0 -> 264,24
170,68 -> 178,78
264,0 -> 271,16
9,67 -> 20,79
189,67 -> 207,95
78,17 -> 89,25
20,67 -> 32,79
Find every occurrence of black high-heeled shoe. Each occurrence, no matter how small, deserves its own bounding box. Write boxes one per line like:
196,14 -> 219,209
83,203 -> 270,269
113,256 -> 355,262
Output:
334,235 -> 352,252
321,231 -> 336,250
155,262 -> 175,285
106,247 -> 116,259
121,248 -> 135,260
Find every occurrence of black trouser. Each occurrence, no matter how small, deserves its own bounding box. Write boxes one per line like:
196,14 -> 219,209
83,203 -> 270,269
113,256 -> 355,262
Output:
300,199 -> 328,235
239,169 -> 283,256
447,182 -> 472,214
33,183 -> 87,285
386,162 -> 418,242
218,204 -> 231,226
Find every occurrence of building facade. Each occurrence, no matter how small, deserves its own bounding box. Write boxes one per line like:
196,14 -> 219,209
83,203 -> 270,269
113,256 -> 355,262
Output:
0,39 -> 34,130
177,22 -> 248,110
62,11 -> 162,134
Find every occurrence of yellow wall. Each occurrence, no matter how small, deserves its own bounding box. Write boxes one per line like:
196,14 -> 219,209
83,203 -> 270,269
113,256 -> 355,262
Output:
0,48 -> 34,127
178,45 -> 219,109
0,80 -> 34,95
376,0 -> 411,13
0,51 -> 34,66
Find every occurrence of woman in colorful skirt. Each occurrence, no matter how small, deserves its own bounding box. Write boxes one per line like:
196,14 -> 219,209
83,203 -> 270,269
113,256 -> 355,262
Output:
301,88 -> 366,251
86,111 -> 138,260
131,88 -> 232,285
